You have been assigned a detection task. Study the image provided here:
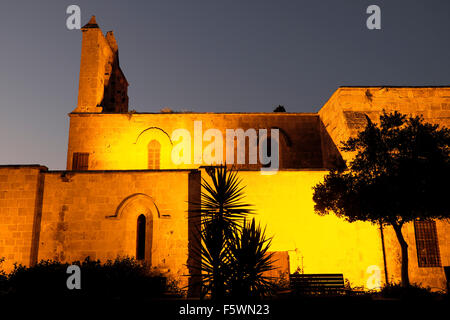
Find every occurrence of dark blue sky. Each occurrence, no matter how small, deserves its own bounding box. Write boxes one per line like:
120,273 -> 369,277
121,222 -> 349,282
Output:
0,0 -> 449,169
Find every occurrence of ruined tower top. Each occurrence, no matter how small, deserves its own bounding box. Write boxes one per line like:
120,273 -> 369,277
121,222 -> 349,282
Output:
82,15 -> 99,29
74,16 -> 129,113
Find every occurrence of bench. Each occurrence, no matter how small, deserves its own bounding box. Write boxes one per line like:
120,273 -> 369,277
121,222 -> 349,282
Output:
290,273 -> 346,295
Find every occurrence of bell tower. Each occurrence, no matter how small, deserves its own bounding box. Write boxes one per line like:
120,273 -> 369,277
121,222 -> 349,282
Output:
74,16 -> 128,113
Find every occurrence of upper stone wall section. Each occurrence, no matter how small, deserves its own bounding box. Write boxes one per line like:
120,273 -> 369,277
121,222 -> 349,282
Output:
73,16 -> 129,113
67,113 -> 341,170
318,86 -> 450,162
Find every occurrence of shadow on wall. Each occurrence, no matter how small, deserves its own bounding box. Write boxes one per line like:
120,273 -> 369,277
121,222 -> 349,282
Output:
318,119 -> 346,170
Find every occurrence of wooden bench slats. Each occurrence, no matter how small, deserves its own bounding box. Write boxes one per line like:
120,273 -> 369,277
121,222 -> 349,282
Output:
291,284 -> 343,286
291,275 -> 343,278
291,279 -> 343,283
291,278 -> 344,282
291,274 -> 343,277
289,273 -> 346,295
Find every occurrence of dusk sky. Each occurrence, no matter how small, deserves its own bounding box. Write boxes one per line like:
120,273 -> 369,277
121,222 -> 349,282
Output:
0,0 -> 449,169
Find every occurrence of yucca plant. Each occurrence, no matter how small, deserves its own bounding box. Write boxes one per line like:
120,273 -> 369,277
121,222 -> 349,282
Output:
200,165 -> 253,230
189,166 -> 275,300
190,220 -> 229,299
227,218 -> 276,299
191,165 -> 253,300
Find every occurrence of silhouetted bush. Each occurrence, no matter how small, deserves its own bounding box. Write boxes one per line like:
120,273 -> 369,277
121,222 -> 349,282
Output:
380,283 -> 443,300
0,258 -> 7,294
1,257 -> 166,300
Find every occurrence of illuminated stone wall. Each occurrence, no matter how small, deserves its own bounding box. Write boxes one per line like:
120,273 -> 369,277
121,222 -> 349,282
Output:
64,86 -> 450,290
319,86 -> 450,162
0,166 -> 45,272
201,168 -> 450,290
74,16 -> 128,113
319,86 -> 450,290
2,165 -> 448,290
0,167 -> 199,289
202,169 -> 385,288
67,112 -> 340,171
383,221 -> 449,290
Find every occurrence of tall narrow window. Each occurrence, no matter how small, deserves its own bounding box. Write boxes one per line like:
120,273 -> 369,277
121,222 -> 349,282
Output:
72,152 -> 89,170
148,140 -> 161,169
414,220 -> 441,267
136,214 -> 146,260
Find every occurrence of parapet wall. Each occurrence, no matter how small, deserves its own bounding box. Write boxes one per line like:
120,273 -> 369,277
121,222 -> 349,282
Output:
67,113 -> 341,171
319,87 -> 450,162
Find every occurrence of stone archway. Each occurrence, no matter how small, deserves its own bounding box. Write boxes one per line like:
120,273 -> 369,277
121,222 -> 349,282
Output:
109,193 -> 160,264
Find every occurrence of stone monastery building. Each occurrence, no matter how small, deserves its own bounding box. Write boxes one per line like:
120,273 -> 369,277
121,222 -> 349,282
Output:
1,16 -> 449,291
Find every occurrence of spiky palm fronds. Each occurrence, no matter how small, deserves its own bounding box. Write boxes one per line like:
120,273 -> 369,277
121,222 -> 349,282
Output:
195,165 -> 254,229
227,218 -> 276,299
188,166 -> 275,300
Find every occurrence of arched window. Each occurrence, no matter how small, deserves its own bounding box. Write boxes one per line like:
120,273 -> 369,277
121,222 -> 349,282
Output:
148,140 -> 161,169
136,214 -> 146,260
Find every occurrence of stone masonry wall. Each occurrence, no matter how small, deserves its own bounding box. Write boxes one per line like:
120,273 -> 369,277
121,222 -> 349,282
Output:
382,220 -> 449,290
0,166 -> 46,272
37,169 -> 195,286
74,16 -> 128,113
67,113 -> 337,171
319,86 -> 450,162
219,169 -> 385,288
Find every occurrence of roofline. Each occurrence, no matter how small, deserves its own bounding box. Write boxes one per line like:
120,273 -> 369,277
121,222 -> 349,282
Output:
69,112 -> 320,116
70,86 -> 450,116
339,85 -> 450,88
46,168 -> 200,174
0,164 -> 48,171
0,165 -> 331,172
46,168 -> 331,174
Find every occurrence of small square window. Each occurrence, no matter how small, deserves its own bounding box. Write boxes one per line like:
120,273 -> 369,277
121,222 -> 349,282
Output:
72,152 -> 89,170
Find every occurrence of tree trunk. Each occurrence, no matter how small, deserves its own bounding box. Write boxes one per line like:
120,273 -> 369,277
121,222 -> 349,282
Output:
392,222 -> 410,287
211,215 -> 225,301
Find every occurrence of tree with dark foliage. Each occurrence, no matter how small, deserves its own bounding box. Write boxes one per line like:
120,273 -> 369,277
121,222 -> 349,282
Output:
273,105 -> 286,112
313,111 -> 450,287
